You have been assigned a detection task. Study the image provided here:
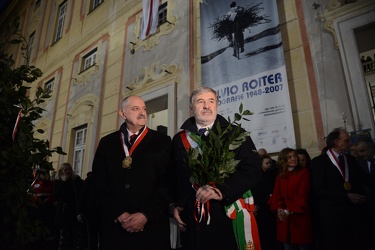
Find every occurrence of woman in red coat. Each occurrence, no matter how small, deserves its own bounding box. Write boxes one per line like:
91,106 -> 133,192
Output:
269,148 -> 313,250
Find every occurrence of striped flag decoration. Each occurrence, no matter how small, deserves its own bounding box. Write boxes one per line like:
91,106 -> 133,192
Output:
225,190 -> 261,250
12,108 -> 23,143
140,0 -> 159,40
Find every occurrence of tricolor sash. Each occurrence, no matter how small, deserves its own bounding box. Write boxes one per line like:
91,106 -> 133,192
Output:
225,190 -> 261,250
327,149 -> 349,181
181,130 -> 210,224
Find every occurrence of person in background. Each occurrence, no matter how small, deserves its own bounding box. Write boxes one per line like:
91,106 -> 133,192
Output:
77,171 -> 99,250
258,147 -> 277,166
92,95 -> 172,249
50,170 -> 57,181
349,144 -> 359,158
296,148 -> 312,169
29,168 -> 58,249
226,1 -> 245,56
310,128 -> 369,250
269,148 -> 313,250
170,86 -> 262,250
354,137 -> 375,247
257,148 -> 268,157
252,155 -> 282,250
54,163 -> 85,250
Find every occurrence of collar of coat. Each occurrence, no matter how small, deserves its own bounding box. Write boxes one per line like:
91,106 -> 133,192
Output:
180,114 -> 229,133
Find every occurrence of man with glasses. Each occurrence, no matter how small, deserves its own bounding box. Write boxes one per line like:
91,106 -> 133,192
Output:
310,128 -> 369,250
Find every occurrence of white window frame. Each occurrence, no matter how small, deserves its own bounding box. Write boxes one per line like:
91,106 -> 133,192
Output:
54,1 -> 67,42
140,83 -> 176,137
82,48 -> 97,71
334,8 -> 375,138
44,78 -> 54,93
73,126 -> 87,176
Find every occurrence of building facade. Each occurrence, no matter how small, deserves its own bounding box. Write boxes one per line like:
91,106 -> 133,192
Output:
1,0 -> 374,177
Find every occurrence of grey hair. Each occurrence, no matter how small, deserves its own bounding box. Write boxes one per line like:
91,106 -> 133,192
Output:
189,86 -> 218,108
57,162 -> 77,180
120,96 -> 131,109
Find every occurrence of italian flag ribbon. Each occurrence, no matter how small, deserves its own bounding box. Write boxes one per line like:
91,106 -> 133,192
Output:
225,190 -> 261,250
181,130 -> 211,224
140,0 -> 159,40
12,107 -> 23,143
192,182 -> 212,225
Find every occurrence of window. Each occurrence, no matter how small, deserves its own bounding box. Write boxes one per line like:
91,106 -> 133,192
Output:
81,48 -> 97,71
54,1 -> 67,42
90,0 -> 103,11
73,126 -> 87,176
158,2 -> 168,27
44,78 -> 54,93
34,0 -> 41,11
26,32 -> 35,65
29,32 -> 35,52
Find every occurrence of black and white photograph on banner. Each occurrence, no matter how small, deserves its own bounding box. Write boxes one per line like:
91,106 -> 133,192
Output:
201,0 -> 283,86
200,0 -> 296,153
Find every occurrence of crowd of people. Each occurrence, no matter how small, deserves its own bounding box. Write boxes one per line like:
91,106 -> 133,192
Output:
255,128 -> 375,250
28,87 -> 375,250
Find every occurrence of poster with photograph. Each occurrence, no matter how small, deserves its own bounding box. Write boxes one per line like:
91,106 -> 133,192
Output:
200,0 -> 296,153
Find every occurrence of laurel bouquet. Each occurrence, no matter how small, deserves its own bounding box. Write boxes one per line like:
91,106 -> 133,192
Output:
186,103 -> 253,188
183,104 -> 253,225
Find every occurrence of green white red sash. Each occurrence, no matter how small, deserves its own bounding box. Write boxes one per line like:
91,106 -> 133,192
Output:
181,130 -> 209,224
225,190 -> 260,250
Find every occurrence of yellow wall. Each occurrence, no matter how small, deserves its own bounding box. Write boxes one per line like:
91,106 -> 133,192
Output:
1,0 -> 324,176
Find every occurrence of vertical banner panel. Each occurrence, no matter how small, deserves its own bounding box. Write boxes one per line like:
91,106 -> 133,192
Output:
200,0 -> 296,153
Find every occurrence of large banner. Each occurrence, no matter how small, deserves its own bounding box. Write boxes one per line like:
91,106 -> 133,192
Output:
200,0 -> 295,153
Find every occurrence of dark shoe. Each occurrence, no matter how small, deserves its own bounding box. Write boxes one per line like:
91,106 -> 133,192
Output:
233,53 -> 237,57
240,48 -> 244,53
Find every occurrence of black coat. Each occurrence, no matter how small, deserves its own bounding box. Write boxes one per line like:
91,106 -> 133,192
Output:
53,176 -> 84,228
92,124 -> 171,250
171,114 -> 262,250
252,167 -> 282,250
310,152 -> 367,250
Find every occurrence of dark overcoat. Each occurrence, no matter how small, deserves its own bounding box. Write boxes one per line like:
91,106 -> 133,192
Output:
171,114 -> 262,250
92,124 -> 171,250
54,176 -> 84,228
310,152 -> 367,250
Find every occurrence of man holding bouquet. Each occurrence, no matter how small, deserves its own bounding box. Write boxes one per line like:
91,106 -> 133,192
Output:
170,86 -> 262,250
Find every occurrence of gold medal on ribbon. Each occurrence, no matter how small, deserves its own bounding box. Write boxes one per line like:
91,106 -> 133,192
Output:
122,156 -> 132,169
344,181 -> 351,191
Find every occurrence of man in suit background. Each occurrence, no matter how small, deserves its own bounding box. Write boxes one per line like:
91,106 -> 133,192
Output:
310,128 -> 368,250
354,137 -> 375,244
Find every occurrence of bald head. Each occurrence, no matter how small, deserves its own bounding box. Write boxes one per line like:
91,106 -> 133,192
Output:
258,148 -> 268,157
